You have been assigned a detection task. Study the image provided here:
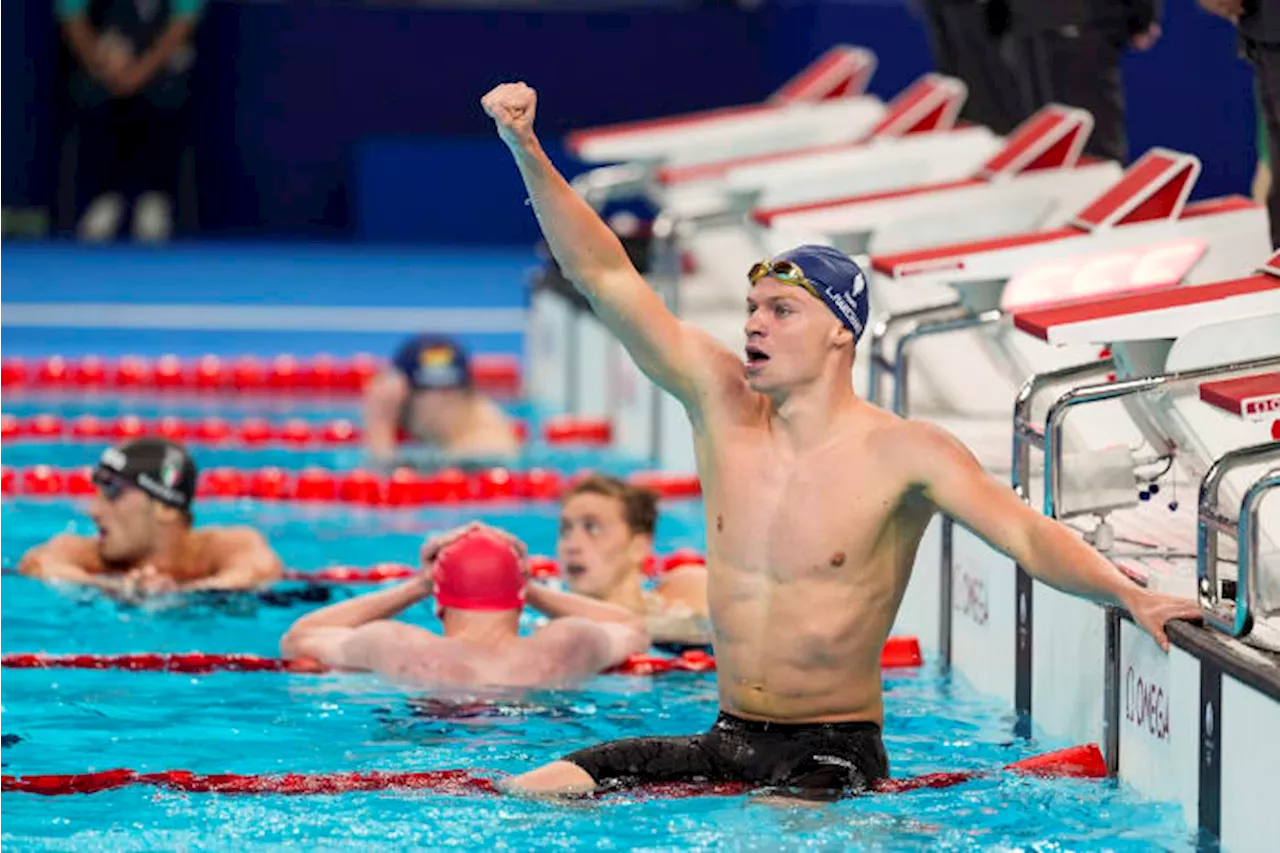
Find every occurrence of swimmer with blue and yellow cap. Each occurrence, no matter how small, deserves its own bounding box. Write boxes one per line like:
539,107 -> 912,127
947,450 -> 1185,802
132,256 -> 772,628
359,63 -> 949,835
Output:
362,334 -> 521,464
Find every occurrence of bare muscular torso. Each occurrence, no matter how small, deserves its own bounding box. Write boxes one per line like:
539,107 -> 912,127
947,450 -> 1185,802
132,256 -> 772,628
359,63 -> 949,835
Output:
695,383 -> 935,725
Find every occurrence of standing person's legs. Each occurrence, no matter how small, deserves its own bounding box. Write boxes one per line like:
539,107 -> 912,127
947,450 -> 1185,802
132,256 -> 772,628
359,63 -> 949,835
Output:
74,97 -> 129,241
126,96 -> 185,241
922,0 -> 1022,135
1247,38 -> 1280,247
1005,28 -> 1127,163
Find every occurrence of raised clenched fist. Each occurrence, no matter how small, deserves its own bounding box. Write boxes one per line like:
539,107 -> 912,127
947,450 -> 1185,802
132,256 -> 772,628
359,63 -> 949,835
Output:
481,82 -> 538,149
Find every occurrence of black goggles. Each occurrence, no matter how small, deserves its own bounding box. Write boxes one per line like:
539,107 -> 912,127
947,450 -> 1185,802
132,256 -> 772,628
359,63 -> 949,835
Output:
91,467 -> 137,502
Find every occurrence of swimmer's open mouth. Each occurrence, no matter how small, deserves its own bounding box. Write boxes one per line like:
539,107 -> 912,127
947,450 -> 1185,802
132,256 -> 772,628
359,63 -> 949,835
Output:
744,346 -> 769,365
563,562 -> 586,578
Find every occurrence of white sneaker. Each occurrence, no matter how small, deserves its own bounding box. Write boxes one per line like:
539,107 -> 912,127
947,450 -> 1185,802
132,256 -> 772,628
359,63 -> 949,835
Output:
77,193 -> 125,242
132,192 -> 173,243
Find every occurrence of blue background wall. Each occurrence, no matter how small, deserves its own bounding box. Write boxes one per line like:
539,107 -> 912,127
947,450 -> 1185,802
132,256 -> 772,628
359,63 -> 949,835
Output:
2,0 -> 1258,245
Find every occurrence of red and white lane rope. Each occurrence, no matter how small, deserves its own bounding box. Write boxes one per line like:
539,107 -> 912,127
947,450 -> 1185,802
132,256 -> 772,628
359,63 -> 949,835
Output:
0,354 -> 520,396
0,414 -> 616,448
0,465 -> 703,503
0,638 -> 925,676
0,744 -> 1106,797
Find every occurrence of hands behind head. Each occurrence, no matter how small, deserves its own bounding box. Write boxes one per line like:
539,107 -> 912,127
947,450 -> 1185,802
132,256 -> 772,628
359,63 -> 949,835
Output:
418,521 -> 531,583
480,82 -> 538,150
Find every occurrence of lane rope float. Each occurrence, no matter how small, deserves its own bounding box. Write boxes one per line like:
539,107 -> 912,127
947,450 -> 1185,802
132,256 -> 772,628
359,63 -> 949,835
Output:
0,744 -> 1106,797
0,638 -> 925,675
1,465 -> 703,504
0,354 -> 521,397
1,413 -> 616,449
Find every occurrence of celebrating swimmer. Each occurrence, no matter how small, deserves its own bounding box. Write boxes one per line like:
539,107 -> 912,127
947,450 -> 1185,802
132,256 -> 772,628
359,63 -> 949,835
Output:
279,523 -> 649,688
362,334 -> 521,464
480,81 -> 1203,800
19,438 -> 282,595
559,474 -> 710,648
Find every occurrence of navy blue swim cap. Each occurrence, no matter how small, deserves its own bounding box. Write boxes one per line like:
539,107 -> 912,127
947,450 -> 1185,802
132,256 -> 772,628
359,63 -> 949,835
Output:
392,335 -> 471,391
751,245 -> 870,342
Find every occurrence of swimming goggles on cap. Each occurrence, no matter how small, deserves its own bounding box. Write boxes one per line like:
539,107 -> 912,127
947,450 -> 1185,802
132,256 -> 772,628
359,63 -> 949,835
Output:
748,259 -> 821,301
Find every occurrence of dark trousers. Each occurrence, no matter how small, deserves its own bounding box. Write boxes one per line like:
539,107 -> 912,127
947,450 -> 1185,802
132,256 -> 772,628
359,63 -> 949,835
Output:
76,94 -> 183,206
921,0 -> 1023,135
1245,37 -> 1280,248
1004,27 -> 1128,163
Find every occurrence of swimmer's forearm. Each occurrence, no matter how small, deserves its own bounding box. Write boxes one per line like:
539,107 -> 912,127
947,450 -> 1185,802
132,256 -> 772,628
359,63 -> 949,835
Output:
508,139 -> 635,290
1022,517 -> 1141,609
286,577 -> 431,631
20,556 -> 123,590
525,583 -> 644,626
181,559 -> 279,592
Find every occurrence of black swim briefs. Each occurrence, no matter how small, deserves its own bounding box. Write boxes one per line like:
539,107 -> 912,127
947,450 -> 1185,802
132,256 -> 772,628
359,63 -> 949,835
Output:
564,712 -> 888,800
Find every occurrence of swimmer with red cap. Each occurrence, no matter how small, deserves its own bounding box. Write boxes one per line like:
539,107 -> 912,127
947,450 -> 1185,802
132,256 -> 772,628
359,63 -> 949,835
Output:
362,335 -> 521,465
19,438 -> 282,596
280,523 -> 648,689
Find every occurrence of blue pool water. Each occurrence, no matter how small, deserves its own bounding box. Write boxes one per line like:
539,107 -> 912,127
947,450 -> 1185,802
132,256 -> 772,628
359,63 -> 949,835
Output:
1,401 -> 1204,850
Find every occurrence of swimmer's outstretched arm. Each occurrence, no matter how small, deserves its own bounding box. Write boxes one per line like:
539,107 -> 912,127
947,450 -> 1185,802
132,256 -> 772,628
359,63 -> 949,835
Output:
280,577 -> 433,667
906,422 -> 1203,651
483,82 -> 735,410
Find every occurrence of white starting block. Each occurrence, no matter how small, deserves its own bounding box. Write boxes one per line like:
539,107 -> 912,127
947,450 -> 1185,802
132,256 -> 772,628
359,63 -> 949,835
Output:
867,148 -> 1269,418
566,46 -> 883,168
971,260 -> 1280,772
654,75 -> 991,217
753,104 -> 1122,256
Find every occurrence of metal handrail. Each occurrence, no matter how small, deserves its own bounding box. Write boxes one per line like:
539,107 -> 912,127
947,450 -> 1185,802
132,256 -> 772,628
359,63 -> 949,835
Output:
1197,444 -> 1280,637
1010,358 -> 1116,504
865,302 -> 967,408
890,309 -> 1004,416
1042,355 -> 1280,520
1016,354 -> 1280,778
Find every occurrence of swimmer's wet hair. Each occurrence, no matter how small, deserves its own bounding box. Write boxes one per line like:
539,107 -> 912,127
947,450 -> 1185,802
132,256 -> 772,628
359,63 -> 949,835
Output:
563,475 -> 658,537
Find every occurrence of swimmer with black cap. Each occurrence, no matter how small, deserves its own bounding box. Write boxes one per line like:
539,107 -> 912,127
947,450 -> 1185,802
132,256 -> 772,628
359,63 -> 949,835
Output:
481,81 -> 1203,800
362,334 -> 521,464
18,438 -> 282,596
280,523 -> 648,688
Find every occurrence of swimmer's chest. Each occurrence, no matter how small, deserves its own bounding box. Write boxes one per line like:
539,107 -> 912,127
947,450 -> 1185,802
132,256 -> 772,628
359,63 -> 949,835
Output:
705,437 -> 906,578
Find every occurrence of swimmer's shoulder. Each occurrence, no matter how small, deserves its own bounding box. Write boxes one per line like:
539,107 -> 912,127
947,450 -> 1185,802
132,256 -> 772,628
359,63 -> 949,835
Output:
528,617 -> 632,670
654,567 -> 708,610
864,413 -> 981,496
192,526 -> 277,570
